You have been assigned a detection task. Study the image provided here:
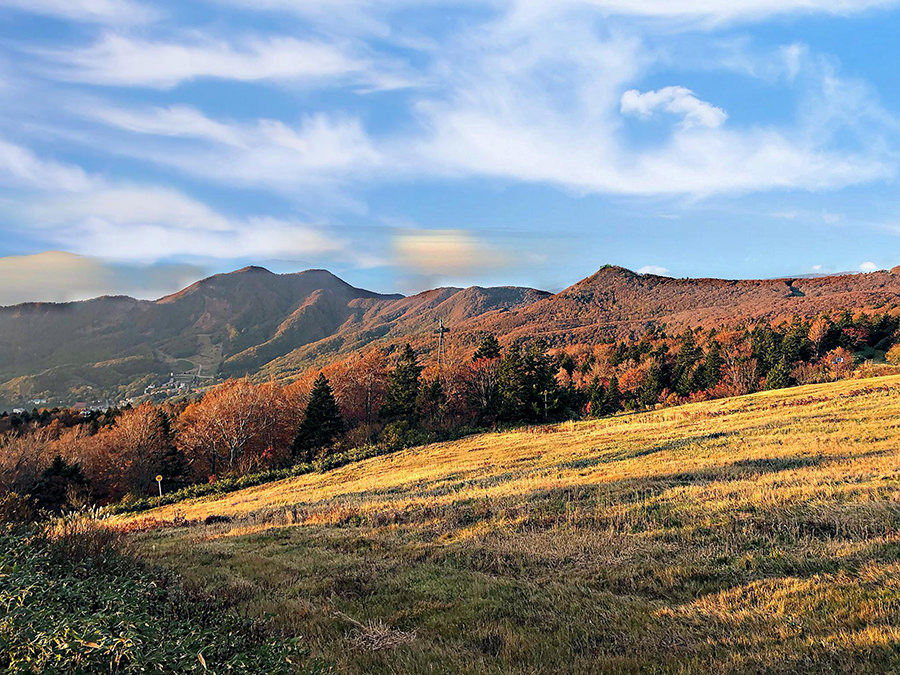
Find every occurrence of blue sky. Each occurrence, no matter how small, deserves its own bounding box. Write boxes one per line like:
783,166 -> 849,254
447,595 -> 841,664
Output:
1,0 -> 900,303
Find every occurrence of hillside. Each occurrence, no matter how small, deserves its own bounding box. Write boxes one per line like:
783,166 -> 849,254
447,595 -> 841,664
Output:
467,265 -> 900,345
4,263 -> 900,407
128,376 -> 900,674
0,268 -> 542,407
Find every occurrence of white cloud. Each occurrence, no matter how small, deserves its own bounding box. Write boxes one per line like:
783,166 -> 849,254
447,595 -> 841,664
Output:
21,187 -> 345,262
0,139 -> 100,192
0,0 -> 155,24
80,105 -> 383,191
408,18 -> 889,196
85,105 -> 245,146
860,261 -> 879,273
621,86 -> 727,129
37,34 -> 397,90
508,0 -> 898,26
637,265 -> 670,276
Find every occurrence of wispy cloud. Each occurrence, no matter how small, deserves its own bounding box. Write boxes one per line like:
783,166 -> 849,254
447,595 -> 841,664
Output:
36,34 -> 407,90
508,0 -> 899,26
20,187 -> 346,263
0,138 -> 100,192
0,0 -> 156,24
78,104 -> 383,192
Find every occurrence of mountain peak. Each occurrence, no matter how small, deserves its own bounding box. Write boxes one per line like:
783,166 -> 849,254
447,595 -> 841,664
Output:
233,265 -> 274,275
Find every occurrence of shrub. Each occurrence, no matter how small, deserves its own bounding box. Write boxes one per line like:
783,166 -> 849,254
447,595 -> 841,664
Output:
0,492 -> 36,525
380,420 -> 428,452
0,523 -> 319,674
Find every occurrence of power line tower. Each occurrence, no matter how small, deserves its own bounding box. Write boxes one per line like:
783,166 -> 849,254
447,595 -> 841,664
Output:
435,318 -> 450,377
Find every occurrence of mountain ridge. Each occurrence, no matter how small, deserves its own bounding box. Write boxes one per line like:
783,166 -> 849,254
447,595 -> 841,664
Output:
2,263 -> 900,408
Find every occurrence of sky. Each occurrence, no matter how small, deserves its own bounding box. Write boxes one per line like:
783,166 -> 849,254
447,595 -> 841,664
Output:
1,0 -> 900,303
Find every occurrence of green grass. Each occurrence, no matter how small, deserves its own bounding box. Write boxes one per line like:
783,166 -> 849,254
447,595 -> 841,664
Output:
0,519 -> 321,674
128,376 -> 900,674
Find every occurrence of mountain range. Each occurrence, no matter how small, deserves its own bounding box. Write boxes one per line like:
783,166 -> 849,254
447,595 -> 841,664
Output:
2,263 -> 900,408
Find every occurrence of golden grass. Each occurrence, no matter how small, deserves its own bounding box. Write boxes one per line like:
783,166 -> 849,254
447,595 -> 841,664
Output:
128,376 -> 900,674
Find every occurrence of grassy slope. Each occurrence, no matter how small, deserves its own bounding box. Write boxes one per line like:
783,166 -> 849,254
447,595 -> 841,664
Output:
129,376 -> 900,674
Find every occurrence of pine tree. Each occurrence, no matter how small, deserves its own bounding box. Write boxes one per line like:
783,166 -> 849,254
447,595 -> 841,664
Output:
588,377 -> 604,418
764,357 -> 792,391
498,343 -> 528,422
602,376 -> 621,415
154,410 -> 189,490
698,339 -> 722,390
380,344 -> 424,424
33,455 -> 88,514
293,373 -> 345,462
673,331 -> 701,396
473,333 -> 501,361
638,361 -> 663,408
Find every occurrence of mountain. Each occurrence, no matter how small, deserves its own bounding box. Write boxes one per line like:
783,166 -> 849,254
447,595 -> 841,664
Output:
0,267 -> 544,407
465,265 -> 900,345
3,263 -> 900,408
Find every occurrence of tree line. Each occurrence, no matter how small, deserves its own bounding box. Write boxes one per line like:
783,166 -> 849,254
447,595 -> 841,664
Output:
1,310 -> 897,515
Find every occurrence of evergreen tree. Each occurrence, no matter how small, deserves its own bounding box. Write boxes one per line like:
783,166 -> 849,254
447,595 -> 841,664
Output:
522,340 -> 562,420
781,318 -> 813,364
764,358 -> 792,391
587,377 -> 604,418
380,344 -> 424,424
293,373 -> 345,462
602,376 -> 622,415
33,455 -> 88,514
473,333 -> 501,361
698,339 -> 722,390
673,331 -> 702,395
638,361 -> 664,408
154,409 -> 190,490
751,324 -> 781,376
498,343 -> 528,422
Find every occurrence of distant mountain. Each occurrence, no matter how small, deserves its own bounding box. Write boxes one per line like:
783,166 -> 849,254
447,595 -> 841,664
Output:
465,265 -> 900,345
0,267 -> 544,407
3,263 -> 900,408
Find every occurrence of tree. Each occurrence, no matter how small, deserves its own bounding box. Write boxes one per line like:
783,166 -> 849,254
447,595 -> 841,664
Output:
697,339 -> 722,390
473,333 -> 501,361
467,352 -> 502,424
497,343 -> 528,422
32,455 -> 88,514
292,373 -> 344,462
673,331 -> 702,396
638,361 -> 664,408
178,379 -> 293,477
381,344 -> 424,424
602,376 -> 622,415
764,358 -> 791,390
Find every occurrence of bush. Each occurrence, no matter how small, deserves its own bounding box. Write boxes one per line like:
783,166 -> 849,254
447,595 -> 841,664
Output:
0,492 -> 36,525
379,420 -> 429,452
0,522 -> 320,674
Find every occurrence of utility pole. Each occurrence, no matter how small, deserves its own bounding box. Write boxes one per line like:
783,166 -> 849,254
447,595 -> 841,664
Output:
435,318 -> 450,377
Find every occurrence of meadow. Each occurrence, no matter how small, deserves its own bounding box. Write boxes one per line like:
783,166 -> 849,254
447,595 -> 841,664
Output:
126,375 -> 900,674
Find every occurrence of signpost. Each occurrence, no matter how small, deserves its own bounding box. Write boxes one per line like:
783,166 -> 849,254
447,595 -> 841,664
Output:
156,475 -> 163,498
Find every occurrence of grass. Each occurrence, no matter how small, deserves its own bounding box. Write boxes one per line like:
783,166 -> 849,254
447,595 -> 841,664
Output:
123,375 -> 900,674
0,519 -> 319,674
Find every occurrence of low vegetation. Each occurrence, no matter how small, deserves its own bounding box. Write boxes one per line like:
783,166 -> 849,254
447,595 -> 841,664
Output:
0,518 -> 319,673
123,375 -> 900,674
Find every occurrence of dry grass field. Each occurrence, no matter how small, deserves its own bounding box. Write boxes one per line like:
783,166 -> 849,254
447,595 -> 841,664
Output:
125,376 -> 900,674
